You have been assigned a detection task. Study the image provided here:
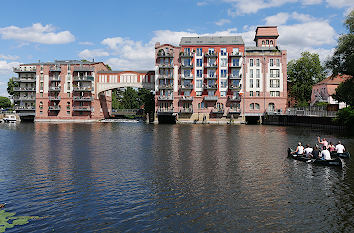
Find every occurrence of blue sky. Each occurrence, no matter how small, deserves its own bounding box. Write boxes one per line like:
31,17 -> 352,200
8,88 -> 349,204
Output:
0,0 -> 353,96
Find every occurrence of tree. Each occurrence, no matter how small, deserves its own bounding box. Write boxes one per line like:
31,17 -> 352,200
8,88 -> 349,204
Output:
0,96 -> 11,109
332,77 -> 354,107
326,10 -> 354,77
106,64 -> 112,71
121,87 -> 139,109
287,52 -> 326,106
7,78 -> 18,96
137,88 -> 155,115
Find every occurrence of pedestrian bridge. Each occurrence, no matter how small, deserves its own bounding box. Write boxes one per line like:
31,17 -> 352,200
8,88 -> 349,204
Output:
96,71 -> 155,93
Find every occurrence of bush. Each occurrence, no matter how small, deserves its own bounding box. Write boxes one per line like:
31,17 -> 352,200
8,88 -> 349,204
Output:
334,106 -> 354,131
0,96 -> 11,109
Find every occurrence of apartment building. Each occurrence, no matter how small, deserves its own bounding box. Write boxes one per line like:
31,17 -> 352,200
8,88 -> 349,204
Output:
154,26 -> 287,123
13,60 -> 112,121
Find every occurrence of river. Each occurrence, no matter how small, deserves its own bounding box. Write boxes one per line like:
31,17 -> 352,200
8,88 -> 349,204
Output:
0,122 -> 353,232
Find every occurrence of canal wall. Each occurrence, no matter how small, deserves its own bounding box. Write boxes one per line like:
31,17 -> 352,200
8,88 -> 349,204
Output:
262,114 -> 345,130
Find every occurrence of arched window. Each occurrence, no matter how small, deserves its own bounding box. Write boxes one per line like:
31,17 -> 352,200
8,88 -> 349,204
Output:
250,103 -> 254,110
262,40 -> 265,45
39,101 -> 43,110
270,40 -> 274,45
268,103 -> 275,111
266,40 -> 269,45
255,103 -> 260,110
66,101 -> 70,110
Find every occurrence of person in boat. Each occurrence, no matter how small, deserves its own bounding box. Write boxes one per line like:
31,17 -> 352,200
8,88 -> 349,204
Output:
320,146 -> 331,160
335,141 -> 346,155
311,145 -> 320,159
304,144 -> 313,158
318,136 -> 328,149
292,142 -> 304,156
328,142 -> 335,153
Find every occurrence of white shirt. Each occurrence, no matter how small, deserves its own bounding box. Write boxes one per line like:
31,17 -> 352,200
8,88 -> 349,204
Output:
321,150 -> 331,160
304,147 -> 313,155
335,144 -> 345,153
297,146 -> 304,154
320,140 -> 328,148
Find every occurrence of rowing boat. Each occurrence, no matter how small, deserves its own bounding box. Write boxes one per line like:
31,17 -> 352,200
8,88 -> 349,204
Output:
331,151 -> 351,159
287,148 -> 342,167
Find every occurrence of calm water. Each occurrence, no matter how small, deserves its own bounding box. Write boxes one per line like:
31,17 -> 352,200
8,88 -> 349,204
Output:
0,122 -> 353,232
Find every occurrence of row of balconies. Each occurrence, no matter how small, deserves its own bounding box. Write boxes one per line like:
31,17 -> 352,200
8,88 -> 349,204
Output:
157,51 -> 243,58
14,106 -> 35,111
157,95 -> 241,102
13,77 -> 36,82
14,87 -> 36,92
13,96 -> 36,101
47,106 -> 92,111
159,74 -> 242,80
13,67 -> 36,73
13,66 -> 94,73
158,62 -> 241,69
158,83 -> 241,90
157,107 -> 241,114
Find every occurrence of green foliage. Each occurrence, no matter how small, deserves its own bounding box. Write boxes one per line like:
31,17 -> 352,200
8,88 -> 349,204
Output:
326,10 -> 354,77
105,64 -> 112,71
314,102 -> 329,107
287,52 -> 326,104
0,97 -> 11,109
137,88 -> 155,114
333,77 -> 354,106
334,106 -> 354,132
0,210 -> 41,232
121,87 -> 140,109
7,78 -> 18,96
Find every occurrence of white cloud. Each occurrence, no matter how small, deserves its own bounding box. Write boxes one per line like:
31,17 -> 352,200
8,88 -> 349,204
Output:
0,23 -> 75,44
0,54 -> 19,60
291,12 -> 316,22
302,0 -> 322,5
79,41 -> 94,45
265,12 -> 290,25
0,60 -> 20,74
197,1 -> 208,6
215,19 -> 231,26
225,0 -> 297,16
326,0 -> 354,8
78,49 -> 109,59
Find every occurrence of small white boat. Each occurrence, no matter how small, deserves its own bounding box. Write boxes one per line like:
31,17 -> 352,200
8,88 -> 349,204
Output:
3,115 -> 17,123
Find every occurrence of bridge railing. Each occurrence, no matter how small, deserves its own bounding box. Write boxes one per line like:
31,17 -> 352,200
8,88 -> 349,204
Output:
111,109 -> 141,115
285,107 -> 337,117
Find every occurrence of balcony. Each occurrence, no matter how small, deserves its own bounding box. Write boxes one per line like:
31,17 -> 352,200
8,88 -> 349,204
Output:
15,106 -> 35,111
180,52 -> 193,58
204,75 -> 218,79
157,107 -> 174,114
181,63 -> 193,68
13,96 -> 35,101
228,96 -> 241,102
49,66 -> 61,72
49,96 -> 61,101
211,108 -> 224,114
158,63 -> 173,69
73,87 -> 93,92
229,52 -> 243,57
159,74 -> 173,79
204,52 -> 218,58
49,76 -> 61,81
158,84 -> 173,90
180,74 -> 193,79
204,96 -> 218,101
229,63 -> 241,68
228,108 -> 241,114
180,108 -> 193,114
158,95 -> 173,101
229,85 -> 241,91
205,63 -> 217,68
49,86 -> 61,92
13,77 -> 36,82
13,67 -> 37,73
48,106 -> 61,111
229,74 -> 241,79
157,52 -> 174,58
73,76 -> 94,82
204,84 -> 218,90
14,87 -> 36,92
73,96 -> 93,101
73,66 -> 94,72
180,84 -> 193,90
179,96 -> 193,101
73,106 -> 92,111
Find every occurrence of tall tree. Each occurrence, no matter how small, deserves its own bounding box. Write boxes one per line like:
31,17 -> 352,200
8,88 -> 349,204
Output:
332,78 -> 354,106
0,96 -> 11,109
137,88 -> 155,114
287,52 -> 326,106
326,10 -> 354,77
121,87 -> 139,109
7,78 -> 18,96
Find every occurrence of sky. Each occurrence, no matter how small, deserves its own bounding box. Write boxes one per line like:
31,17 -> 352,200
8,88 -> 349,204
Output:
0,0 -> 353,96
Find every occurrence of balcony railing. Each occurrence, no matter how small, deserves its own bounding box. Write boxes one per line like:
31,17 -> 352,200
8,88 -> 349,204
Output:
72,106 -> 92,111
13,77 -> 36,82
158,63 -> 173,68
180,74 -> 193,79
204,96 -> 218,101
15,106 -> 35,111
73,66 -> 94,72
14,87 -> 36,92
73,96 -> 93,101
205,63 -> 217,68
228,108 -> 241,114
211,108 -> 224,114
158,95 -> 173,101
180,52 -> 193,57
229,74 -> 241,79
229,63 -> 241,68
13,67 -> 37,73
159,75 -> 173,79
49,76 -> 61,81
204,84 -> 218,90
13,96 -> 36,101
229,52 -> 242,57
49,96 -> 61,101
179,96 -> 193,101
204,74 -> 218,79
73,87 -> 93,92
73,76 -> 94,82
229,85 -> 241,90
157,107 -> 174,113
49,86 -> 61,91
48,106 -> 61,111
158,84 -> 173,89
49,66 -> 61,72
228,96 -> 241,101
180,108 -> 193,113
180,84 -> 193,90
181,63 -> 193,68
204,52 -> 218,57
157,52 -> 174,58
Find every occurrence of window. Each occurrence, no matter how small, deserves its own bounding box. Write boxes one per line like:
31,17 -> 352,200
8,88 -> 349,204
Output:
197,48 -> 202,56
250,91 -> 254,96
220,91 -> 226,97
250,79 -> 253,88
184,91 -> 191,96
268,103 -> 275,111
250,69 -> 254,78
66,101 -> 71,110
276,59 -> 280,66
250,103 -> 254,110
220,80 -> 227,88
255,103 -> 260,110
67,82 -> 71,91
184,48 -> 190,54
270,91 -> 280,97
256,69 -> 260,78
250,59 -> 254,67
270,59 -> 274,67
256,91 -> 260,96
196,80 -> 202,88
221,48 -> 227,56
196,59 -> 202,67
40,82 -> 43,91
196,91 -> 202,96
270,69 -> 280,78
197,70 -> 203,78
270,79 -> 280,88
262,40 -> 265,45
39,101 -> 43,110
221,70 -> 227,78
266,40 -> 269,45
256,59 -> 260,67
220,58 -> 227,67
208,48 -> 215,54
270,40 -> 274,45
232,48 -> 239,54
208,91 -> 215,96
256,79 -> 260,88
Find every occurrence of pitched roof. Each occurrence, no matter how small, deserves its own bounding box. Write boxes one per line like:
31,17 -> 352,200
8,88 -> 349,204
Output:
180,36 -> 244,46
315,74 -> 352,86
255,26 -> 279,37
